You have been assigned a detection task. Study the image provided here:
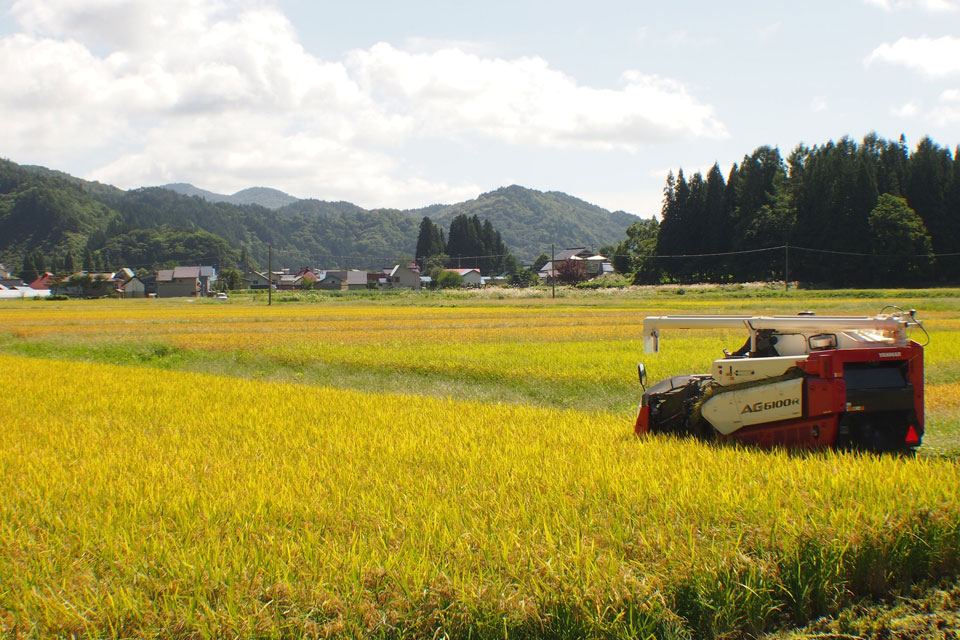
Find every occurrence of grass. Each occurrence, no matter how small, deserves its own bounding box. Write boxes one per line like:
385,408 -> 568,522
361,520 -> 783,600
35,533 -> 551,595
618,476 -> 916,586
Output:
1,289 -> 959,638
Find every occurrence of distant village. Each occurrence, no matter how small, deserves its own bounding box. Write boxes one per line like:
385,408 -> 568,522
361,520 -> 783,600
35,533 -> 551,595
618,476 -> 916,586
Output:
0,248 -> 614,299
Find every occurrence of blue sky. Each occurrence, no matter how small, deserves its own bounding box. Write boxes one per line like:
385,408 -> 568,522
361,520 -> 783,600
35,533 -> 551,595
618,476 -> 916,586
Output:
1,0 -> 958,218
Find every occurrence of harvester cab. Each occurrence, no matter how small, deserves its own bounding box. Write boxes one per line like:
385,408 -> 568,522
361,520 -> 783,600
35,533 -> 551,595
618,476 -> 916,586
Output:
635,309 -> 927,451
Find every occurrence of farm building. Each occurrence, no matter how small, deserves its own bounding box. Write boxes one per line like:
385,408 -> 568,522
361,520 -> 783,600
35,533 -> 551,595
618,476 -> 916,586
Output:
318,270 -> 368,291
157,267 -> 200,297
378,264 -> 421,290
445,268 -> 483,286
122,276 -> 147,298
243,271 -> 272,290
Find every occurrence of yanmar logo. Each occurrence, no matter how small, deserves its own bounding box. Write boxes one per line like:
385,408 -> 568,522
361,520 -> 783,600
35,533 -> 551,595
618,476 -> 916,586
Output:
878,351 -> 902,358
741,398 -> 800,414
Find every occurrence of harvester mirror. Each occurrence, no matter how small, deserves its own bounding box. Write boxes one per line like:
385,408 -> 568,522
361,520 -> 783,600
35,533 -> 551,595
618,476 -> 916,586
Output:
637,363 -> 647,390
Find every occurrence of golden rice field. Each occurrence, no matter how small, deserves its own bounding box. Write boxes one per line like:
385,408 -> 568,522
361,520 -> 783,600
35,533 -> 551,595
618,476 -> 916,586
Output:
1,291 -> 959,639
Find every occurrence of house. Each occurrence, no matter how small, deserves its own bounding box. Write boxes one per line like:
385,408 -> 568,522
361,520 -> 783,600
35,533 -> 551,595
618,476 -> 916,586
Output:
140,273 -> 158,297
538,247 -> 613,282
378,264 -> 421,289
122,275 -> 147,298
278,273 -> 302,290
243,270 -> 272,289
157,266 -> 201,297
317,271 -> 345,290
29,272 -> 55,289
294,268 -> 320,288
445,268 -> 483,287
0,264 -> 10,279
0,278 -> 26,289
343,270 -> 367,290
54,272 -> 107,298
0,286 -> 50,300
199,266 -> 217,296
318,270 -> 368,291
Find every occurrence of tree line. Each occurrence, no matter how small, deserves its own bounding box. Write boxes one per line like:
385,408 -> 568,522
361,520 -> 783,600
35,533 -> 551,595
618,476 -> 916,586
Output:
415,214 -> 539,286
615,133 -> 960,286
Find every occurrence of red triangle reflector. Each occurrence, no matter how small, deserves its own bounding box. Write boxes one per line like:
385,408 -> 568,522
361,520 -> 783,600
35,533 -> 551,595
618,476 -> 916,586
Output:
905,424 -> 920,445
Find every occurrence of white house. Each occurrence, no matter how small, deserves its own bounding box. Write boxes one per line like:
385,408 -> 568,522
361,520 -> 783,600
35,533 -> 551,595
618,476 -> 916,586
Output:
445,268 -> 483,287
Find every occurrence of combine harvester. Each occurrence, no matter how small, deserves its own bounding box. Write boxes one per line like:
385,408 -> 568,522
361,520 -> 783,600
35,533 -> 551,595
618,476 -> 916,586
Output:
635,308 -> 928,451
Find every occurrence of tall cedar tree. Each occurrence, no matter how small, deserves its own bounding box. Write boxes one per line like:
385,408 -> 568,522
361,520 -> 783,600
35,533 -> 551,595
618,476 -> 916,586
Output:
445,214 -> 514,274
644,132 -> 960,286
415,217 -> 446,267
20,253 -> 37,283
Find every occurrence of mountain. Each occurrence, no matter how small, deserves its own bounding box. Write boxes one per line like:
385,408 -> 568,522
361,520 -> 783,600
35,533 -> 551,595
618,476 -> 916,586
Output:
413,185 -> 638,259
0,159 -> 638,272
160,183 -> 300,209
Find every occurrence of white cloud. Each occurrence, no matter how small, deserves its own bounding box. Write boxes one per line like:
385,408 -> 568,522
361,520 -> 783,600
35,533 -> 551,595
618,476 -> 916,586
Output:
864,0 -> 959,11
890,100 -> 921,117
930,88 -> 960,124
866,36 -> 960,77
348,44 -> 728,150
0,0 -> 728,206
757,22 -> 781,41
810,96 -> 828,112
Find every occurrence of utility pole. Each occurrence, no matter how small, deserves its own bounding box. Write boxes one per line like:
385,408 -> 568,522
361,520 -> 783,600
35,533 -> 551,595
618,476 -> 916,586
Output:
784,242 -> 790,292
551,243 -> 555,299
268,244 -> 273,306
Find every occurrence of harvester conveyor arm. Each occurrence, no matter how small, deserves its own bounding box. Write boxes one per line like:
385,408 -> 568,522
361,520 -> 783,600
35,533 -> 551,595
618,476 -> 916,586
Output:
642,314 -> 915,353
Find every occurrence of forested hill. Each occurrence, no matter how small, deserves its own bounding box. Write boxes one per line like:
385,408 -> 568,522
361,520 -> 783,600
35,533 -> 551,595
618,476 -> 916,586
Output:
0,159 -> 637,271
160,183 -> 299,209
412,186 -> 638,260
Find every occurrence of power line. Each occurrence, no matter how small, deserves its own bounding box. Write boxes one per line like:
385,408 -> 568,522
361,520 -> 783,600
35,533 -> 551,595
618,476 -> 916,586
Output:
612,245 -> 955,260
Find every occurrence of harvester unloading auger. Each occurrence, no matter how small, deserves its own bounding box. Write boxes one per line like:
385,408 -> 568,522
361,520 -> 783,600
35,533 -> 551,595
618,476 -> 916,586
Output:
635,308 -> 928,451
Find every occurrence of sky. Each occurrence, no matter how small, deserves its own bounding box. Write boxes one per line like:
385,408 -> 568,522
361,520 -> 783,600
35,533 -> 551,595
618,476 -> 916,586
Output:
1,0 -> 959,219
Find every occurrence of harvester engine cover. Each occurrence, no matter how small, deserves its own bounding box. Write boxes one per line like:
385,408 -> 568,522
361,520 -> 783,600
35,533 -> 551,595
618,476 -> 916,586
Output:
635,309 -> 926,451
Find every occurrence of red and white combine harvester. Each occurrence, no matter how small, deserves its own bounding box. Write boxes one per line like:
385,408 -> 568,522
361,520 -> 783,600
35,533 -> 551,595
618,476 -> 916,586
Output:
635,309 -> 928,451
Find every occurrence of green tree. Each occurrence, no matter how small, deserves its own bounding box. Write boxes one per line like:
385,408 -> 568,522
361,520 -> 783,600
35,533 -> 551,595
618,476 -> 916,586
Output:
613,217 -> 659,282
32,251 -> 46,275
436,270 -> 464,288
20,252 -> 37,283
532,253 -> 550,272
423,253 -> 450,272
444,213 -> 515,273
218,267 -> 244,291
868,194 -> 933,283
701,164 -> 729,281
730,146 -> 790,281
906,136 -> 956,254
446,214 -> 482,266
63,251 -> 78,274
501,253 -> 520,275
415,217 -> 446,267
509,268 -> 538,287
